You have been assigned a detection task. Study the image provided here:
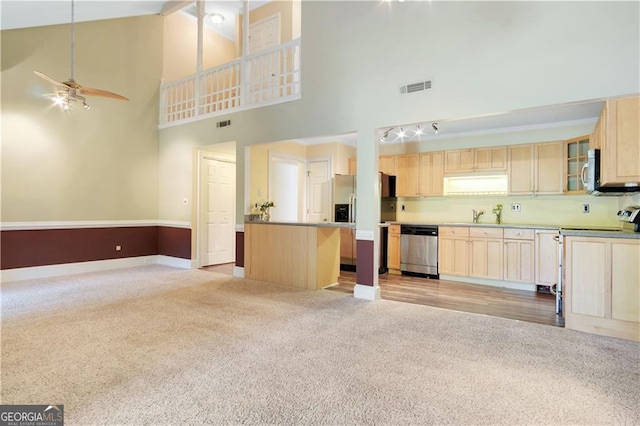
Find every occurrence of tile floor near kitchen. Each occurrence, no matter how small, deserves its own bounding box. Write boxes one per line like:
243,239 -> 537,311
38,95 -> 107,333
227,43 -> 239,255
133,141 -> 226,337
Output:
202,264 -> 562,327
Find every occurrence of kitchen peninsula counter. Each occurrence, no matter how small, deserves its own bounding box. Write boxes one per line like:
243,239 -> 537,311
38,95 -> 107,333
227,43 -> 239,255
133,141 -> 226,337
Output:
244,222 -> 343,290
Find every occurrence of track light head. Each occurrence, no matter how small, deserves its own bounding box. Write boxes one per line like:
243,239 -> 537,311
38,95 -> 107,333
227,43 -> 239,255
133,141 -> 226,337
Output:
432,122 -> 439,134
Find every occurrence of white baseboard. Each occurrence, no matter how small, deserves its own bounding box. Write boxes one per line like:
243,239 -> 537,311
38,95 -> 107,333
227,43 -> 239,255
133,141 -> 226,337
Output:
354,283 -> 381,301
233,266 -> 245,278
1,255 -> 192,283
438,274 -> 537,292
156,255 -> 193,269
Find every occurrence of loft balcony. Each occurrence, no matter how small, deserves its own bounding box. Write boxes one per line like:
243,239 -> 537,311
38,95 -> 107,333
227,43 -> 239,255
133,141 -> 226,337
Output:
158,38 -> 301,128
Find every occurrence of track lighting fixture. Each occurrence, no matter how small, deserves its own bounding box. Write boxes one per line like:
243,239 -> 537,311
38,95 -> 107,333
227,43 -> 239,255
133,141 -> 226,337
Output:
415,124 -> 423,136
432,122 -> 439,134
380,127 -> 394,142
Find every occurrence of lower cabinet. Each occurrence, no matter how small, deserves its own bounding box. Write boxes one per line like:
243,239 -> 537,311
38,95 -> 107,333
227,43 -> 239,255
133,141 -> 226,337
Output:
503,228 -> 535,283
339,228 -> 357,266
564,236 -> 639,342
438,227 -> 469,276
388,225 -> 401,270
438,226 -> 552,287
469,227 -> 504,280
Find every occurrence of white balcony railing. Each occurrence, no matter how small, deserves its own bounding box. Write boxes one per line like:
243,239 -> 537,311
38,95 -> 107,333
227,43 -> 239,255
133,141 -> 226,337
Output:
159,38 -> 301,128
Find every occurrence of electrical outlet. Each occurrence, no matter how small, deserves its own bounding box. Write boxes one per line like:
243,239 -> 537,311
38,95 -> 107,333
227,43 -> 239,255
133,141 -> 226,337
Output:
115,245 -> 122,251
582,203 -> 590,213
511,203 -> 521,212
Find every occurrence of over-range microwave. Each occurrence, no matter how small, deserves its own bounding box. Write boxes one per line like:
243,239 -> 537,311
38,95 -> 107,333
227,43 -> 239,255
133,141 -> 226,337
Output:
582,149 -> 640,196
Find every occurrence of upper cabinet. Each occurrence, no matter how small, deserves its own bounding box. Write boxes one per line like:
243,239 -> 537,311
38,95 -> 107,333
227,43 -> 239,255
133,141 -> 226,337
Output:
444,149 -> 474,173
597,96 -> 640,185
379,155 -> 397,176
474,147 -> 507,171
565,136 -> 590,193
444,147 -> 506,174
396,153 -> 419,197
418,151 -> 444,196
508,142 -> 564,195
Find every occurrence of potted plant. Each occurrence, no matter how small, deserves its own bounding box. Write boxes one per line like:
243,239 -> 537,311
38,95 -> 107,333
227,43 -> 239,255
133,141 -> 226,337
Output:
258,200 -> 275,221
492,203 -> 503,224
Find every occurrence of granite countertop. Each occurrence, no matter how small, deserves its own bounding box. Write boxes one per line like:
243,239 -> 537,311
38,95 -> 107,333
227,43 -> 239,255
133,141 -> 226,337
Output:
388,221 -> 640,239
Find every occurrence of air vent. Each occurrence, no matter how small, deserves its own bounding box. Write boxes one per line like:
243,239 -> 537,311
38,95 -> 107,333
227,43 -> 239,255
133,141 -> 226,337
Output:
217,119 -> 231,128
400,80 -> 432,95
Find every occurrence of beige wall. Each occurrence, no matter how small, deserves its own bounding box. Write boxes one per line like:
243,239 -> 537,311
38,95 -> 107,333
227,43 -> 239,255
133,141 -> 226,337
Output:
163,12 -> 237,82
1,15 -> 163,222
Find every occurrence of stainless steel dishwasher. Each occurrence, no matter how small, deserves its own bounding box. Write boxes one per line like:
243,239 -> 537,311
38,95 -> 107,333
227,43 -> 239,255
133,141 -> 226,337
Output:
400,225 -> 439,278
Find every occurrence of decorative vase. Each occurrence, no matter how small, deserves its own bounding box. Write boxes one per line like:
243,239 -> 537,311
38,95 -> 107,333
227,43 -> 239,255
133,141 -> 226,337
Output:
495,212 -> 502,224
261,211 -> 270,221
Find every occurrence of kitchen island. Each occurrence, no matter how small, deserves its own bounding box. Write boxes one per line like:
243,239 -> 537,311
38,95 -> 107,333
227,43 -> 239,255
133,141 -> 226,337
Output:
244,221 -> 354,290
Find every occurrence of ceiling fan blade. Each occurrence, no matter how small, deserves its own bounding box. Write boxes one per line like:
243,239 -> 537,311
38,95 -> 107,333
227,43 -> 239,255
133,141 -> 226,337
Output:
34,71 -> 66,87
80,87 -> 129,101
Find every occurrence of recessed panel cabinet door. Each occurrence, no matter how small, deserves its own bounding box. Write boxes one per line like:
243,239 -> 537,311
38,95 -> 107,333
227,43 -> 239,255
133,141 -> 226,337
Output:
438,236 -> 468,276
611,242 -> 640,323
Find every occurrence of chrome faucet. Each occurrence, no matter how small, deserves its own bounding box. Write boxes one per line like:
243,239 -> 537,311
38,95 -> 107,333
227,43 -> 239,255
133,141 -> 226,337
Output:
472,209 -> 484,224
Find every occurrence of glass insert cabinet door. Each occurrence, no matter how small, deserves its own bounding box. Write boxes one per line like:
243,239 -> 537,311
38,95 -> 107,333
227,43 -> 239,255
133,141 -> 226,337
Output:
566,136 -> 590,192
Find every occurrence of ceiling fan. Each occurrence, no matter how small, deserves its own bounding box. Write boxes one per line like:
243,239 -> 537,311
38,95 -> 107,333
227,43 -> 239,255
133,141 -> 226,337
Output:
34,0 -> 128,110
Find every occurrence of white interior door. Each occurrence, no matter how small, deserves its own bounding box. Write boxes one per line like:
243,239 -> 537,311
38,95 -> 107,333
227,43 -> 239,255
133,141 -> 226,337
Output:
248,14 -> 281,102
307,159 -> 331,223
201,158 -> 235,266
269,155 -> 302,222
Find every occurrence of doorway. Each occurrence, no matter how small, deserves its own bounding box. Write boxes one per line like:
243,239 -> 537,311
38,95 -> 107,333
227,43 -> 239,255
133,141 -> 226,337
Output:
198,146 -> 236,268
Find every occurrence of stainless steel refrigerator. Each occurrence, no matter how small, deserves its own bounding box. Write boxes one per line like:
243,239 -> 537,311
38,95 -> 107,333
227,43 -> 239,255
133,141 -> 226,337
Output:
332,173 -> 397,272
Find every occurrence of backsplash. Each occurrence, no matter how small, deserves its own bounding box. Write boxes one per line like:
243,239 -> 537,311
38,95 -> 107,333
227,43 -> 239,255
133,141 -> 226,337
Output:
395,194 -> 624,227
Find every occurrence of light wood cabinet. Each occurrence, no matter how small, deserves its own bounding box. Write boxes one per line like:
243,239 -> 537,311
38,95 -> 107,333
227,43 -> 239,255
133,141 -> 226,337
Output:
508,142 -> 564,195
474,147 -> 507,171
469,227 -> 504,280
599,96 -> 640,185
564,236 -> 639,342
444,149 -> 475,173
503,228 -> 535,283
438,226 -> 469,276
535,230 -> 558,286
388,224 -> 401,270
339,228 -> 357,266
418,151 -> 444,196
396,153 -> 419,197
379,155 -> 396,176
444,147 -> 507,174
565,136 -> 590,193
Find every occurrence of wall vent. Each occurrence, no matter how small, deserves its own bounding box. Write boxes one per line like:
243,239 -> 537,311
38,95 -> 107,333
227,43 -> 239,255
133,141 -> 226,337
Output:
217,119 -> 231,128
400,80 -> 432,95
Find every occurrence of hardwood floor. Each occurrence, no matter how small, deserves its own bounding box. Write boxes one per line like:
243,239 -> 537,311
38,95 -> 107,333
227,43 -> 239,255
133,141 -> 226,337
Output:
201,264 -> 563,327
329,271 -> 564,327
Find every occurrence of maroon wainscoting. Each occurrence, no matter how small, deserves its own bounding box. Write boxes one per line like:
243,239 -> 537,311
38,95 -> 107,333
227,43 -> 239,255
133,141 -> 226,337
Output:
356,239 -> 375,286
1,227 -> 158,270
235,231 -> 244,267
158,226 -> 191,259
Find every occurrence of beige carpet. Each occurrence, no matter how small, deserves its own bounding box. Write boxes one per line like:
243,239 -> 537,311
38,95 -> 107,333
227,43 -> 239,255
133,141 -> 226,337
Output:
1,265 -> 638,425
